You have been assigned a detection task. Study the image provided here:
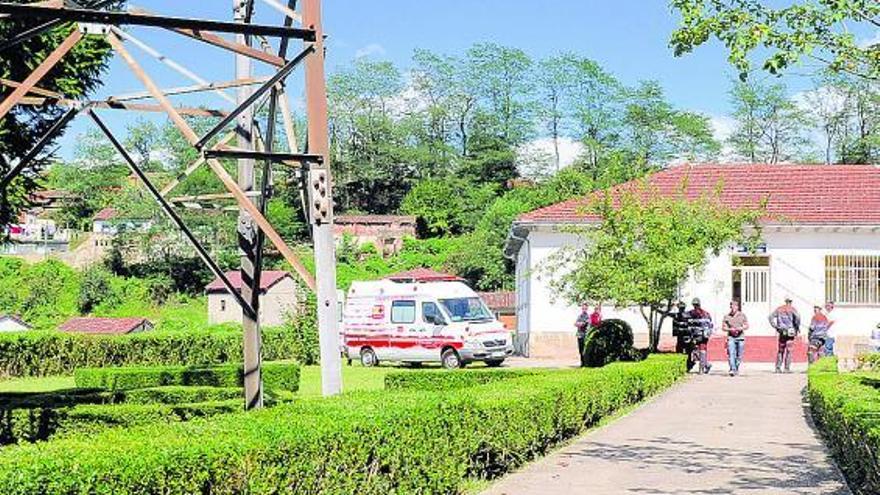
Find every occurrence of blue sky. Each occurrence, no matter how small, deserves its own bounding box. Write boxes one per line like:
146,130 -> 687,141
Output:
53,0 -> 845,159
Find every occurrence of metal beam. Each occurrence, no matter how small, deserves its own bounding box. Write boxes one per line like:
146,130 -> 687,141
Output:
160,131 -> 237,197
169,192 -> 235,203
303,0 -> 342,396
0,27 -> 81,121
109,27 -> 236,105
203,149 -> 320,164
169,27 -> 286,67
194,45 -> 313,150
0,3 -> 317,39
108,30 -> 317,291
0,105 -> 81,190
108,77 -> 270,103
88,109 -> 258,321
0,78 -> 64,98
0,0 -> 116,53
16,96 -> 227,117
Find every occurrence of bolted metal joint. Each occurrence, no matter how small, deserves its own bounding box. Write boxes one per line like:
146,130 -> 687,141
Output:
308,168 -> 330,224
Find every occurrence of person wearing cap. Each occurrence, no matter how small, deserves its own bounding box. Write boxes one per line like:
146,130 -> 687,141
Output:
663,301 -> 696,371
769,297 -> 801,373
686,297 -> 713,374
722,300 -> 748,376
823,301 -> 836,356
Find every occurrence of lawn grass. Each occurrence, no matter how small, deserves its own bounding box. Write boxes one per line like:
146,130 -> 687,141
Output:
0,375 -> 76,393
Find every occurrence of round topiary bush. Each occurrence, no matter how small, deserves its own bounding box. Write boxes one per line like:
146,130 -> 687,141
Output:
581,319 -> 635,367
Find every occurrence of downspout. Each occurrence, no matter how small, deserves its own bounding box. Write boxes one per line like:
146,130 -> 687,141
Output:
504,224 -> 531,356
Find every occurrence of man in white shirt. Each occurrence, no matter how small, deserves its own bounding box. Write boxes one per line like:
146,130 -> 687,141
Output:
824,301 -> 836,356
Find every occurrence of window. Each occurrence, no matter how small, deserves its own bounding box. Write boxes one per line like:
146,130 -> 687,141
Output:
391,300 -> 416,323
439,297 -> 493,322
422,302 -> 445,324
220,299 -> 227,311
826,255 -> 880,305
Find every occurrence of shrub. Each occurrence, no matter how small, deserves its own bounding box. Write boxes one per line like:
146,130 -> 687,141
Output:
1,399 -> 241,445
808,357 -> 880,495
0,355 -> 685,494
0,326 -> 308,378
74,362 -> 300,392
582,319 -> 636,367
385,368 -> 540,391
285,296 -> 319,365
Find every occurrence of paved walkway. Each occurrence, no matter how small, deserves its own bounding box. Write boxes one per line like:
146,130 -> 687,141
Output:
483,364 -> 851,495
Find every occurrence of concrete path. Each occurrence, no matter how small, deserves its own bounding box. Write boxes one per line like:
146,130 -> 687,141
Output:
483,365 -> 851,495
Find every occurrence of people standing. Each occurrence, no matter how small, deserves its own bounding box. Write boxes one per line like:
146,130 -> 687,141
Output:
823,301 -> 836,357
590,304 -> 603,329
722,300 -> 748,376
668,301 -> 697,371
769,297 -> 801,373
686,298 -> 713,374
808,305 -> 829,364
574,303 -> 592,367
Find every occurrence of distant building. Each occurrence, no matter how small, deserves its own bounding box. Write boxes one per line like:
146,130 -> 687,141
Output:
59,317 -> 153,335
478,291 -> 516,331
205,271 -> 300,327
92,208 -> 153,236
0,315 -> 32,332
334,215 -> 416,256
385,268 -> 464,283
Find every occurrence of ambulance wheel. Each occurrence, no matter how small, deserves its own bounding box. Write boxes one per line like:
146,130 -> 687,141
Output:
360,348 -> 378,367
441,349 -> 463,370
485,359 -> 504,368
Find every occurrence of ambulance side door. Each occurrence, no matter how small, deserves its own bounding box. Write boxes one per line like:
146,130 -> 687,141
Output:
388,299 -> 417,361
418,301 -> 447,361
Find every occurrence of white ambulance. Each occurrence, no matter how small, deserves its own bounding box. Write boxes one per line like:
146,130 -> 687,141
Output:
342,279 -> 514,369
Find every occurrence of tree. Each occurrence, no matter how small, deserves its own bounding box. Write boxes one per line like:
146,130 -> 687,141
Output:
545,183 -> 762,351
727,80 -> 811,163
670,0 -> 880,81
622,81 -> 720,167
401,178 -> 496,237
0,10 -> 117,227
802,78 -> 851,164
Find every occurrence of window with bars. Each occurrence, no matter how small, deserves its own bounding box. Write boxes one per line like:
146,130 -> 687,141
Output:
825,255 -> 880,306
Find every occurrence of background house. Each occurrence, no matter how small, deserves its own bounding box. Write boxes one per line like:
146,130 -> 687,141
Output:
205,271 -> 299,327
505,164 -> 880,364
334,215 -> 416,256
59,317 -> 153,335
0,315 -> 31,332
479,291 -> 517,330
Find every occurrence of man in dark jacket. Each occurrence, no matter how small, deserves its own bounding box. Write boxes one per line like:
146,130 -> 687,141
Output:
574,303 -> 592,366
686,298 -> 713,374
666,301 -> 696,371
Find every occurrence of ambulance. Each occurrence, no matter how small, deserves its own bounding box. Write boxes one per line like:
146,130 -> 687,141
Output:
342,278 -> 514,369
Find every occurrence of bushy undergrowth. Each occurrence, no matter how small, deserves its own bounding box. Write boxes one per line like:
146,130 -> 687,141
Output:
384,368 -> 540,391
0,355 -> 685,494
582,319 -> 639,367
808,357 -> 880,495
75,362 -> 300,392
0,327 -> 305,378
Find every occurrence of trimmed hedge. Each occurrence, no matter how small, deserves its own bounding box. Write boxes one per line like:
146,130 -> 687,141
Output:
2,400 -> 241,445
808,357 -> 880,495
0,354 -> 685,494
0,327 -> 302,379
384,368 -> 541,391
75,362 -> 300,392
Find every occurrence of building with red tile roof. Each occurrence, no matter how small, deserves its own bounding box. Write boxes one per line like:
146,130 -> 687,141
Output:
334,214 -> 417,256
59,317 -> 153,335
506,163 -> 880,363
385,268 -> 464,283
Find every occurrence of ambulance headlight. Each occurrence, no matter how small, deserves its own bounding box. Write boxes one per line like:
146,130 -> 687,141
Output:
465,338 -> 483,348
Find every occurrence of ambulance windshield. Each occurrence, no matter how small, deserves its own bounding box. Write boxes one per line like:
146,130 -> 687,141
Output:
439,297 -> 493,322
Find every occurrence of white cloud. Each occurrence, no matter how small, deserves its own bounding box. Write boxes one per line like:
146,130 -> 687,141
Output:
709,114 -> 738,163
516,137 -> 585,179
858,31 -> 880,49
354,43 -> 386,59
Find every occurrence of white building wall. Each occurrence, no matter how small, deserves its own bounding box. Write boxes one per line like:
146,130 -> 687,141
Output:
519,226 -> 880,358
207,278 -> 300,327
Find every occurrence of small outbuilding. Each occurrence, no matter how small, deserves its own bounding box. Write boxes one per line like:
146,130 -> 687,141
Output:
478,291 -> 517,331
205,271 -> 299,327
0,314 -> 32,332
60,317 -> 153,335
334,215 -> 417,256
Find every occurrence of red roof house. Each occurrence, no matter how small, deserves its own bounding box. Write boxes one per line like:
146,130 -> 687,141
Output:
385,268 -> 464,283
93,207 -> 118,222
205,270 -> 293,294
205,271 -> 300,327
59,317 -> 153,335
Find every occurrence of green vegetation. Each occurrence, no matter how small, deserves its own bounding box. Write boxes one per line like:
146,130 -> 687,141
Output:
74,362 -> 300,393
384,368 -> 540,391
0,325 -> 311,379
0,355 -> 684,494
582,319 -> 641,367
808,358 -> 880,495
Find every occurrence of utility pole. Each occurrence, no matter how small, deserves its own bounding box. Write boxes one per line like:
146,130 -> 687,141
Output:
233,0 -> 263,409
303,0 -> 342,396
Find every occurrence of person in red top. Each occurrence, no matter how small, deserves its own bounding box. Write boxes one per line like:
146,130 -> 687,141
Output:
590,304 -> 603,328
